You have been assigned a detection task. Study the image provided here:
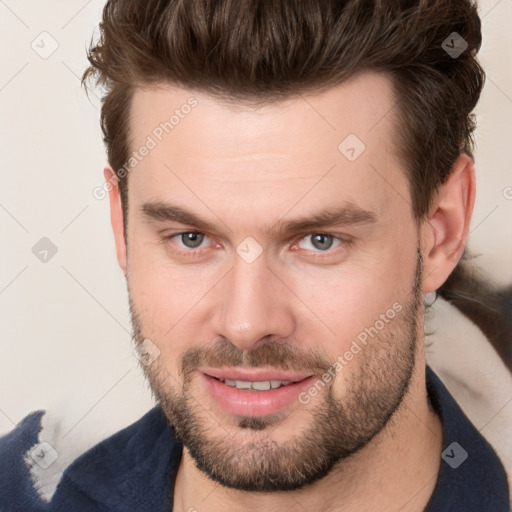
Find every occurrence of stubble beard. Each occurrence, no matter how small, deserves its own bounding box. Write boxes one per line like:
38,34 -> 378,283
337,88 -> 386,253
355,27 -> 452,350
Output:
128,248 -> 424,492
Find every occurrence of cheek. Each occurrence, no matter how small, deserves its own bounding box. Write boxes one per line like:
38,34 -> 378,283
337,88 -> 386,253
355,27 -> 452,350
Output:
128,228 -> 204,301
127,237 -> 225,362
285,245 -> 415,354
127,243 -> 191,341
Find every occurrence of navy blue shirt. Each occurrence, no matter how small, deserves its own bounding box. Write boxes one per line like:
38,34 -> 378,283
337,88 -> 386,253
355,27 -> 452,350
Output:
0,365 -> 509,511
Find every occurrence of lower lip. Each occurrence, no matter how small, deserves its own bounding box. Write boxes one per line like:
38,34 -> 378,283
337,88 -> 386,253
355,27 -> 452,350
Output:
200,372 -> 316,417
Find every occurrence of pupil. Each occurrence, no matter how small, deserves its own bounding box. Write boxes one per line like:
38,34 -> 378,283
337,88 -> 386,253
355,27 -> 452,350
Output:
312,234 -> 333,250
182,233 -> 204,248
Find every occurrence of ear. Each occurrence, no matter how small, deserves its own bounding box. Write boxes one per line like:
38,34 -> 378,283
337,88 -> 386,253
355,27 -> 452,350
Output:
104,165 -> 127,274
421,153 -> 476,293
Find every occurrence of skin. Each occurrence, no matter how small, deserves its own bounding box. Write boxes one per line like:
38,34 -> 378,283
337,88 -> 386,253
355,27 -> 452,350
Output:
105,72 -> 476,511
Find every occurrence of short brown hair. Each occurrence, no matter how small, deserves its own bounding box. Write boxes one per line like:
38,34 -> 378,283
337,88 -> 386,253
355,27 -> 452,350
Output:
83,0 -> 484,225
83,2 -> 512,368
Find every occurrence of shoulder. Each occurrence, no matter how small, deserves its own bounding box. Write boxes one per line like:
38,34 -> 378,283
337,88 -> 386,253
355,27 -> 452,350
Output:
0,409 -> 50,510
50,405 -> 180,511
0,403 -> 165,510
426,296 -> 512,507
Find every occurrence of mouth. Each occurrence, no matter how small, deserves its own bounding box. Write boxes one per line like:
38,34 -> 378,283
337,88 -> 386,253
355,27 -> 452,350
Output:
199,369 -> 316,417
200,367 -> 313,384
209,376 -> 303,391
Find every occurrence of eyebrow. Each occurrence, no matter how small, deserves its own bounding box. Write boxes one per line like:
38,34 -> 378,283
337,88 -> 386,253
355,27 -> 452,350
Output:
141,201 -> 377,236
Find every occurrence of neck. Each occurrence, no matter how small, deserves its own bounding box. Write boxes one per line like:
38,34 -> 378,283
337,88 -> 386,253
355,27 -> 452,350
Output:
172,357 -> 442,512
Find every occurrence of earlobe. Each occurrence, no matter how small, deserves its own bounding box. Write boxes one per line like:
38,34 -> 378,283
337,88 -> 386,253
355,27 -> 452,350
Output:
421,153 -> 476,293
104,165 -> 127,274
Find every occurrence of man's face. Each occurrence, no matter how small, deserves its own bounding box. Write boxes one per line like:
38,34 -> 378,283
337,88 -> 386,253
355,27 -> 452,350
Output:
124,72 -> 425,491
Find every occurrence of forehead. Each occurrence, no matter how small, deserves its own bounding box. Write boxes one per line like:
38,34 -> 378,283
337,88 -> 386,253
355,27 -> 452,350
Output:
126,72 -> 409,227
129,72 -> 398,153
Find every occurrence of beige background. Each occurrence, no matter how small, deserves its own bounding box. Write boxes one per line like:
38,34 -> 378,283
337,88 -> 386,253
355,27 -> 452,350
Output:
1,0 -> 511,437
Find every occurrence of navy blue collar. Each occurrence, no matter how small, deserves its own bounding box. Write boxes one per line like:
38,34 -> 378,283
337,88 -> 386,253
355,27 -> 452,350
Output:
423,365 -> 509,511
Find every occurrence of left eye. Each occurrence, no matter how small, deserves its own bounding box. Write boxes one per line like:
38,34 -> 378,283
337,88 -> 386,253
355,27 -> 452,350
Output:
175,232 -> 209,249
297,234 -> 341,251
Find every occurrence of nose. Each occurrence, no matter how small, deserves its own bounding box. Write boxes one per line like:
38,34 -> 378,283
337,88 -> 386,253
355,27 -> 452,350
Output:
211,253 -> 296,351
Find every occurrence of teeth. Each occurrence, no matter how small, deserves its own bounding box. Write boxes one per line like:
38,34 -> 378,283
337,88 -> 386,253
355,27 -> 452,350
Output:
234,380 -> 252,389
221,379 -> 292,390
252,381 -> 271,391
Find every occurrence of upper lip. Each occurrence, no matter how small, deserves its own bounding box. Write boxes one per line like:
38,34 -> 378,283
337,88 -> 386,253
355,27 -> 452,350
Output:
200,367 -> 313,383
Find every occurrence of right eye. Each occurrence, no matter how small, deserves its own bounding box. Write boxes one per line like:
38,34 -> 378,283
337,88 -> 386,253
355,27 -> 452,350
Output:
161,231 -> 218,258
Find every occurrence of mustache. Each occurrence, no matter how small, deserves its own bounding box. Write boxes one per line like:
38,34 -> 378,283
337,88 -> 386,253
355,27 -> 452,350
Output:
179,339 -> 332,380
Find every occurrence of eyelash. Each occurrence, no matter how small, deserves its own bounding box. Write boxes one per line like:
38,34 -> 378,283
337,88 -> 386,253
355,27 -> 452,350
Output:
161,231 -> 353,259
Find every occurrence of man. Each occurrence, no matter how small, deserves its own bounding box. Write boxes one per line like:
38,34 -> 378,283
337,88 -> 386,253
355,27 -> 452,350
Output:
0,0 -> 510,510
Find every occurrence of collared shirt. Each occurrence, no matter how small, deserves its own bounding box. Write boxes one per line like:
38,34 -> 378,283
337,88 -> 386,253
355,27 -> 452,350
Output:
0,365 -> 509,511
